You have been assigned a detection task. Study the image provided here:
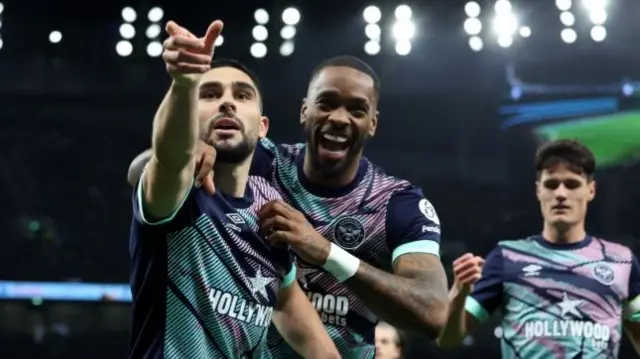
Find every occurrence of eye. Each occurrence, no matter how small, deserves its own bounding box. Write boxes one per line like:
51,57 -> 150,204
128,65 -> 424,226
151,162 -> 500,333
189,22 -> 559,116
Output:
200,91 -> 216,99
237,92 -> 251,100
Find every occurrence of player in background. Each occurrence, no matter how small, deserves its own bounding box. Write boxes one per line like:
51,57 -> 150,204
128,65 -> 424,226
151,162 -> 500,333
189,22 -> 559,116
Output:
375,322 -> 404,359
129,20 -> 338,359
128,56 -> 449,358
436,139 -> 640,358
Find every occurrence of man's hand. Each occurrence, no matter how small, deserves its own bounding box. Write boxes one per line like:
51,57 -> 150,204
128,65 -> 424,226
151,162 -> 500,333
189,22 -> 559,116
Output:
162,20 -> 223,85
258,200 -> 331,266
452,253 -> 484,296
194,140 -> 216,194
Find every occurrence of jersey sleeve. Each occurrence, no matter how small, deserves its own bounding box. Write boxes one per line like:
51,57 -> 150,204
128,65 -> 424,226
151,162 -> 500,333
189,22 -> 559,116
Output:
624,253 -> 640,322
272,246 -> 297,288
385,186 -> 441,263
249,138 -> 277,179
465,247 -> 504,323
132,169 -> 196,229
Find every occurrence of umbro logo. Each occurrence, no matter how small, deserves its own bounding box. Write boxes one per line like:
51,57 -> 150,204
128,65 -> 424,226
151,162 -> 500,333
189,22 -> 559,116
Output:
226,213 -> 245,225
522,264 -> 542,277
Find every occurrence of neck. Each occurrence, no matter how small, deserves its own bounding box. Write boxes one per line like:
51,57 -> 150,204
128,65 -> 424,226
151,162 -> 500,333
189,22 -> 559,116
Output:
213,158 -> 252,198
302,151 -> 361,188
542,221 -> 586,244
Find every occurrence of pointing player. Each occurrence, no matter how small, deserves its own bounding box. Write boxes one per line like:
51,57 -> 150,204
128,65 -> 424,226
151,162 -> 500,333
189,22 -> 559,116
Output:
129,20 -> 338,359
437,139 -> 640,357
129,56 -> 449,357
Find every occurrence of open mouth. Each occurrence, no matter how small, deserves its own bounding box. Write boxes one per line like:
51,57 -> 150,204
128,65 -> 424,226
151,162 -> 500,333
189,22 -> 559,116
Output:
212,117 -> 241,136
552,204 -> 570,212
317,132 -> 350,160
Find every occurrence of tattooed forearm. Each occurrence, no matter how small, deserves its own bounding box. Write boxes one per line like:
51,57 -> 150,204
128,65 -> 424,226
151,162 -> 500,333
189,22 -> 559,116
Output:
344,254 -> 449,338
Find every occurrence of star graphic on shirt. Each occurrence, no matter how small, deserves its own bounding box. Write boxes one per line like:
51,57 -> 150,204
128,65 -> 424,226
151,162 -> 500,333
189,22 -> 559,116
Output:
248,270 -> 275,300
557,292 -> 584,319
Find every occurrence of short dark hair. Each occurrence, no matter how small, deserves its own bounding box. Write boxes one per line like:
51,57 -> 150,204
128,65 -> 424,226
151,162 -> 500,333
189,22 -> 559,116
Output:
309,55 -> 381,99
210,59 -> 263,108
535,139 -> 596,180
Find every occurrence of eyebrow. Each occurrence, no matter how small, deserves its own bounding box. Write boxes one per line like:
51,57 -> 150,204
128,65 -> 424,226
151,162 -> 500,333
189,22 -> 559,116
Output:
316,90 -> 371,109
200,81 -> 258,97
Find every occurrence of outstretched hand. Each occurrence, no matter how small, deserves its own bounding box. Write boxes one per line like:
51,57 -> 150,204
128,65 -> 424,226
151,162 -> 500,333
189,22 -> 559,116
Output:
162,20 -> 224,84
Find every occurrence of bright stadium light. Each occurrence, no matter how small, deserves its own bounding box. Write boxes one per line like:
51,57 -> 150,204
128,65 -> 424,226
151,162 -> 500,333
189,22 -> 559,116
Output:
497,35 -> 513,48
560,11 -> 575,26
121,7 -> 137,23
365,24 -> 381,40
464,2 -> 481,17
116,40 -> 133,56
469,36 -> 483,51
589,8 -> 607,25
494,0 -> 512,14
120,23 -> 136,39
0,3 -> 4,15
363,6 -> 382,24
395,40 -> 411,56
282,7 -> 300,26
556,0 -> 572,11
147,7 -> 164,23
147,41 -> 162,57
364,40 -> 380,55
250,42 -> 267,58
392,21 -> 415,41
519,26 -> 531,37
146,24 -> 161,39
254,9 -> 269,25
49,31 -> 62,44
493,12 -> 518,38
280,41 -> 294,56
464,18 -> 482,35
0,38 -> 3,51
394,5 -> 412,21
561,28 -> 577,43
590,25 -> 606,42
252,25 -> 268,41
215,35 -> 224,47
280,25 -> 296,40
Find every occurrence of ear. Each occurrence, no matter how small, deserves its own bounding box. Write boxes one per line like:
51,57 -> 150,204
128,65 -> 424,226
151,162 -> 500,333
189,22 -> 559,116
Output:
587,180 -> 596,202
535,181 -> 542,201
258,116 -> 269,138
300,98 -> 307,125
368,110 -> 379,137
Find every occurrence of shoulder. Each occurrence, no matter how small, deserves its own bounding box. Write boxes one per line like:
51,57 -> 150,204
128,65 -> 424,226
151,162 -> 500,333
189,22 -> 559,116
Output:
259,137 -> 305,161
248,176 -> 282,200
594,237 -> 635,262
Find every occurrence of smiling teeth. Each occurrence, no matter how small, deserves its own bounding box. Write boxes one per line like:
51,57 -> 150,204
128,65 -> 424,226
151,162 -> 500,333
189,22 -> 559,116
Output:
322,134 -> 348,143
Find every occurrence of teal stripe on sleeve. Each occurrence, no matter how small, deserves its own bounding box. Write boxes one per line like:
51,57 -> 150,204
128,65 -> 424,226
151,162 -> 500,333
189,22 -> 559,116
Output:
465,296 -> 490,323
392,240 -> 440,263
136,171 -> 193,226
281,266 -> 297,288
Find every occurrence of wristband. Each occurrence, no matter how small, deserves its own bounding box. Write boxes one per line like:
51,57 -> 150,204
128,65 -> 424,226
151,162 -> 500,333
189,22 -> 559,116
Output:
322,243 -> 361,282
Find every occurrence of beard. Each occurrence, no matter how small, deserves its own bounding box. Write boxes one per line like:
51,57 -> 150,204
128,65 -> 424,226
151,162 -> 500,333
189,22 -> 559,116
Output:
209,135 -> 257,165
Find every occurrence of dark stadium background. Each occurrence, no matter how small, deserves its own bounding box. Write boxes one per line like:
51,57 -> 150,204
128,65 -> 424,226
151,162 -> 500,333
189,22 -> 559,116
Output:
1,0 -> 639,357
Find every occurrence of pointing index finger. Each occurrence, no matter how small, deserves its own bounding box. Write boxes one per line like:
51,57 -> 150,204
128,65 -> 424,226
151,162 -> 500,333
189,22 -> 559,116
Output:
203,20 -> 224,55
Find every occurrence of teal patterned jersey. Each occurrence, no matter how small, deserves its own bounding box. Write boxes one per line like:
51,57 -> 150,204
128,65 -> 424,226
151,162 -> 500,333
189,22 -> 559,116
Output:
466,235 -> 640,359
129,174 -> 297,359
250,138 -> 443,359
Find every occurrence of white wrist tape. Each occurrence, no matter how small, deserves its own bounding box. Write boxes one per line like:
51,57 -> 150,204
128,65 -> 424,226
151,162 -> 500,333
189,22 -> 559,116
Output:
323,243 -> 360,282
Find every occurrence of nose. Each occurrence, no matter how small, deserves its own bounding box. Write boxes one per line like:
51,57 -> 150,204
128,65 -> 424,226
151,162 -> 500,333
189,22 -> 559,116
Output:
554,184 -> 569,200
218,100 -> 236,114
327,107 -> 350,126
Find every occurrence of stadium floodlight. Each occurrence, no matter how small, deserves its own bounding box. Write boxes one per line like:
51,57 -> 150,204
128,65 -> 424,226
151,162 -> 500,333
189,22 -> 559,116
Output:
464,2 -> 481,18
561,28 -> 577,43
497,35 -> 513,48
519,26 -> 531,37
148,7 -> 164,23
392,21 -> 415,41
560,11 -> 575,26
469,36 -> 483,51
364,40 -> 380,55
254,9 -> 269,25
280,25 -> 296,40
394,5 -> 412,21
146,24 -> 161,39
0,38 -> 3,51
120,23 -> 136,39
116,40 -> 133,56
494,0 -> 512,14
588,8 -> 607,25
0,3 -> 4,15
282,7 -> 300,26
464,18 -> 482,35
49,31 -> 62,44
250,42 -> 267,58
555,0 -> 572,11
590,25 -> 606,42
365,24 -> 381,40
363,6 -> 382,24
395,40 -> 411,56
493,12 -> 518,37
280,41 -> 294,56
147,41 -> 162,57
252,25 -> 268,42
215,35 -> 224,47
121,7 -> 137,23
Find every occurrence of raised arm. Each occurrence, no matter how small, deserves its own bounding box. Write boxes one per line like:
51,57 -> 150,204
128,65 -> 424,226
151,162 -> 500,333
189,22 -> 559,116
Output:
272,279 -> 340,359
